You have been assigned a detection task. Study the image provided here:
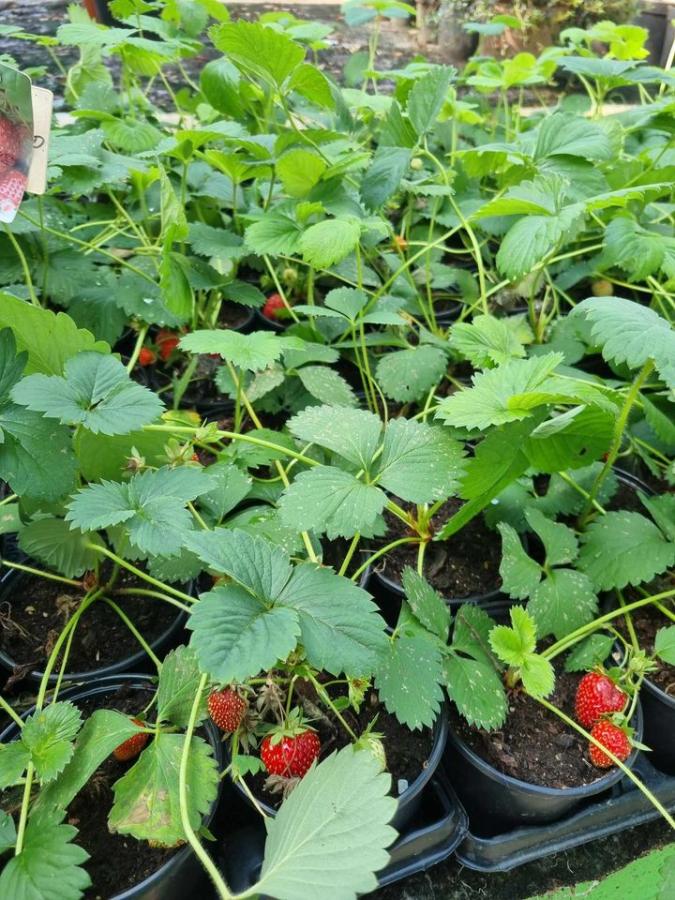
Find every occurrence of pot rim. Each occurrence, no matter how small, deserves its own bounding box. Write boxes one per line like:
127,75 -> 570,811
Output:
0,568 -> 188,684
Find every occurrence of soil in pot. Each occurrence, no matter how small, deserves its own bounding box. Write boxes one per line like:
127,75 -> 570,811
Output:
320,539 -> 371,583
246,685 -> 433,811
449,655 -> 618,789
375,499 -> 502,599
0,565 -> 178,677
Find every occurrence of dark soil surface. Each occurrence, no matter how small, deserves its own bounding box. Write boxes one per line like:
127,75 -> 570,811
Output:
449,657 -> 609,789
66,684 -> 176,899
320,538 -> 371,583
375,499 -> 502,600
0,567 -> 179,677
247,683 -> 433,810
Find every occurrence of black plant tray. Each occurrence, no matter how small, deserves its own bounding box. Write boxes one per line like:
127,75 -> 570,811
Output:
455,756 -> 675,873
216,767 -> 468,894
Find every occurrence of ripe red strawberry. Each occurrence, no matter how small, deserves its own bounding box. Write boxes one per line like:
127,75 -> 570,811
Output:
589,720 -> 631,768
262,293 -> 285,320
261,730 -> 320,778
0,169 -> 26,216
156,329 -> 180,361
575,672 -> 626,729
208,689 -> 247,733
113,718 -> 149,762
0,118 -> 21,171
138,347 -> 156,366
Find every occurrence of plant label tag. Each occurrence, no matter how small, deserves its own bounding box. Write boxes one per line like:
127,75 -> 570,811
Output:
26,86 -> 53,196
0,63 -> 34,222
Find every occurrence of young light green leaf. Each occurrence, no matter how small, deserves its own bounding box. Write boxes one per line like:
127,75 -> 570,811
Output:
256,747 -> 396,900
489,605 -> 537,665
375,631 -> 444,730
21,702 -> 83,784
578,511 -> 675,591
497,522 -> 541,600
212,20 -> 305,87
520,653 -> 555,699
435,354 -> 564,430
0,291 -> 108,375
11,352 -> 163,436
401,567 -> 451,641
180,330 -> 303,373
277,150 -> 327,197
300,217 -> 362,269
451,315 -> 526,368
109,733 -> 218,846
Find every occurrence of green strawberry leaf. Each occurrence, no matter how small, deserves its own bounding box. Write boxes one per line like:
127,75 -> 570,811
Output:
524,508 -> 578,567
277,563 -> 388,675
564,633 -> 615,673
655,626 -> 675,665
109,733 -> 218,846
0,808 -> 90,900
375,630 -> 445,730
21,702 -> 83,784
573,297 -> 675,388
256,747 -> 396,900
279,466 -> 387,539
497,522 -> 541,600
443,653 -> 507,730
11,352 -> 163,436
578,511 -> 675,591
529,569 -> 598,640
18,518 -> 105,579
156,646 -> 208,728
401,567 -> 451,641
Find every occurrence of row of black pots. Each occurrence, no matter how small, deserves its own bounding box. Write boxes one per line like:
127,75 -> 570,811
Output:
2,671 -> 666,899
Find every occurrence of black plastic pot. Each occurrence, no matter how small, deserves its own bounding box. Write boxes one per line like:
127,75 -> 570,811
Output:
0,674 -> 224,900
455,754 -> 675,872
0,569 -> 188,686
641,679 -> 675,775
232,705 -> 449,833
370,565 -> 505,617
